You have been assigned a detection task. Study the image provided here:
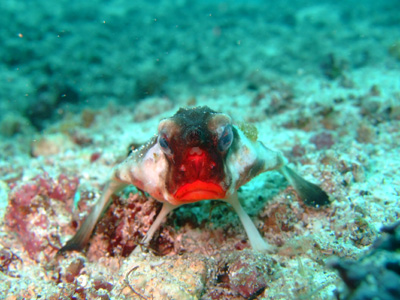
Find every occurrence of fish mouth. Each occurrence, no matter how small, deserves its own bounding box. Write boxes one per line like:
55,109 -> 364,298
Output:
174,180 -> 225,202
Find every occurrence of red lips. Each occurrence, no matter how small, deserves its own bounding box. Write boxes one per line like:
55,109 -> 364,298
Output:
174,180 -> 225,203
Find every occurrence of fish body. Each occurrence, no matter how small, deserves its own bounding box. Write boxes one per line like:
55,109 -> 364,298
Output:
60,106 -> 329,253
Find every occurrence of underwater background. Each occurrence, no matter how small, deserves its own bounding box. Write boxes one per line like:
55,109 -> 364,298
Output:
0,0 -> 399,299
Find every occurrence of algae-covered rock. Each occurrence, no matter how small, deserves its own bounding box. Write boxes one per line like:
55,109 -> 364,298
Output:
388,41 -> 400,61
0,113 -> 32,137
331,222 -> 400,300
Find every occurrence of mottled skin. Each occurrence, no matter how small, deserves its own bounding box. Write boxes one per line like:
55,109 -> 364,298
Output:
60,106 -> 329,253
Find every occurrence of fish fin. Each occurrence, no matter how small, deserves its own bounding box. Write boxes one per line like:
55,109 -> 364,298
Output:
280,165 -> 330,207
58,179 -> 127,253
257,141 -> 286,172
133,202 -> 178,254
223,192 -> 274,253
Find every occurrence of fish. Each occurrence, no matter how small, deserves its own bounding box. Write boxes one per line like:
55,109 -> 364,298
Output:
59,106 -> 329,253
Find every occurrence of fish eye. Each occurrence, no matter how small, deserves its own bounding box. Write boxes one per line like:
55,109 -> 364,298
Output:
217,125 -> 233,152
158,135 -> 173,155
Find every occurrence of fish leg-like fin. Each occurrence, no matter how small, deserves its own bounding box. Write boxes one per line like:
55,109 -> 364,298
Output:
58,179 -> 127,253
142,202 -> 178,246
279,165 -> 330,207
134,202 -> 178,253
223,192 -> 274,253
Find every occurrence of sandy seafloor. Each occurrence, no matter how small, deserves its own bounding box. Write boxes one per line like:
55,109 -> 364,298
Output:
0,0 -> 399,299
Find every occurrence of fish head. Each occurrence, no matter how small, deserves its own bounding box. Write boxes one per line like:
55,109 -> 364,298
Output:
157,106 -> 235,204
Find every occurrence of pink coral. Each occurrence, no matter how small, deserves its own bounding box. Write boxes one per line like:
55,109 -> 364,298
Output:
228,252 -> 270,298
5,173 -> 79,260
310,132 -> 335,150
86,193 -> 161,258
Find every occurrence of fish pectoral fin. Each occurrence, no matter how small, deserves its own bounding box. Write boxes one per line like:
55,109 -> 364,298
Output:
132,202 -> 178,254
58,179 -> 127,253
142,202 -> 177,246
279,165 -> 330,207
223,192 -> 274,253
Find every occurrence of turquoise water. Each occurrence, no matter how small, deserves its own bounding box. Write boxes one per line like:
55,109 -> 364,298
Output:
1,0 -> 399,128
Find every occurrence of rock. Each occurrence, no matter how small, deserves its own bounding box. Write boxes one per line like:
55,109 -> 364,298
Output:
31,133 -> 75,157
114,253 -> 208,300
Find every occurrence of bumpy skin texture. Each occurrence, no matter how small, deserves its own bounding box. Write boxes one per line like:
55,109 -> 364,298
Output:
59,106 -> 329,253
